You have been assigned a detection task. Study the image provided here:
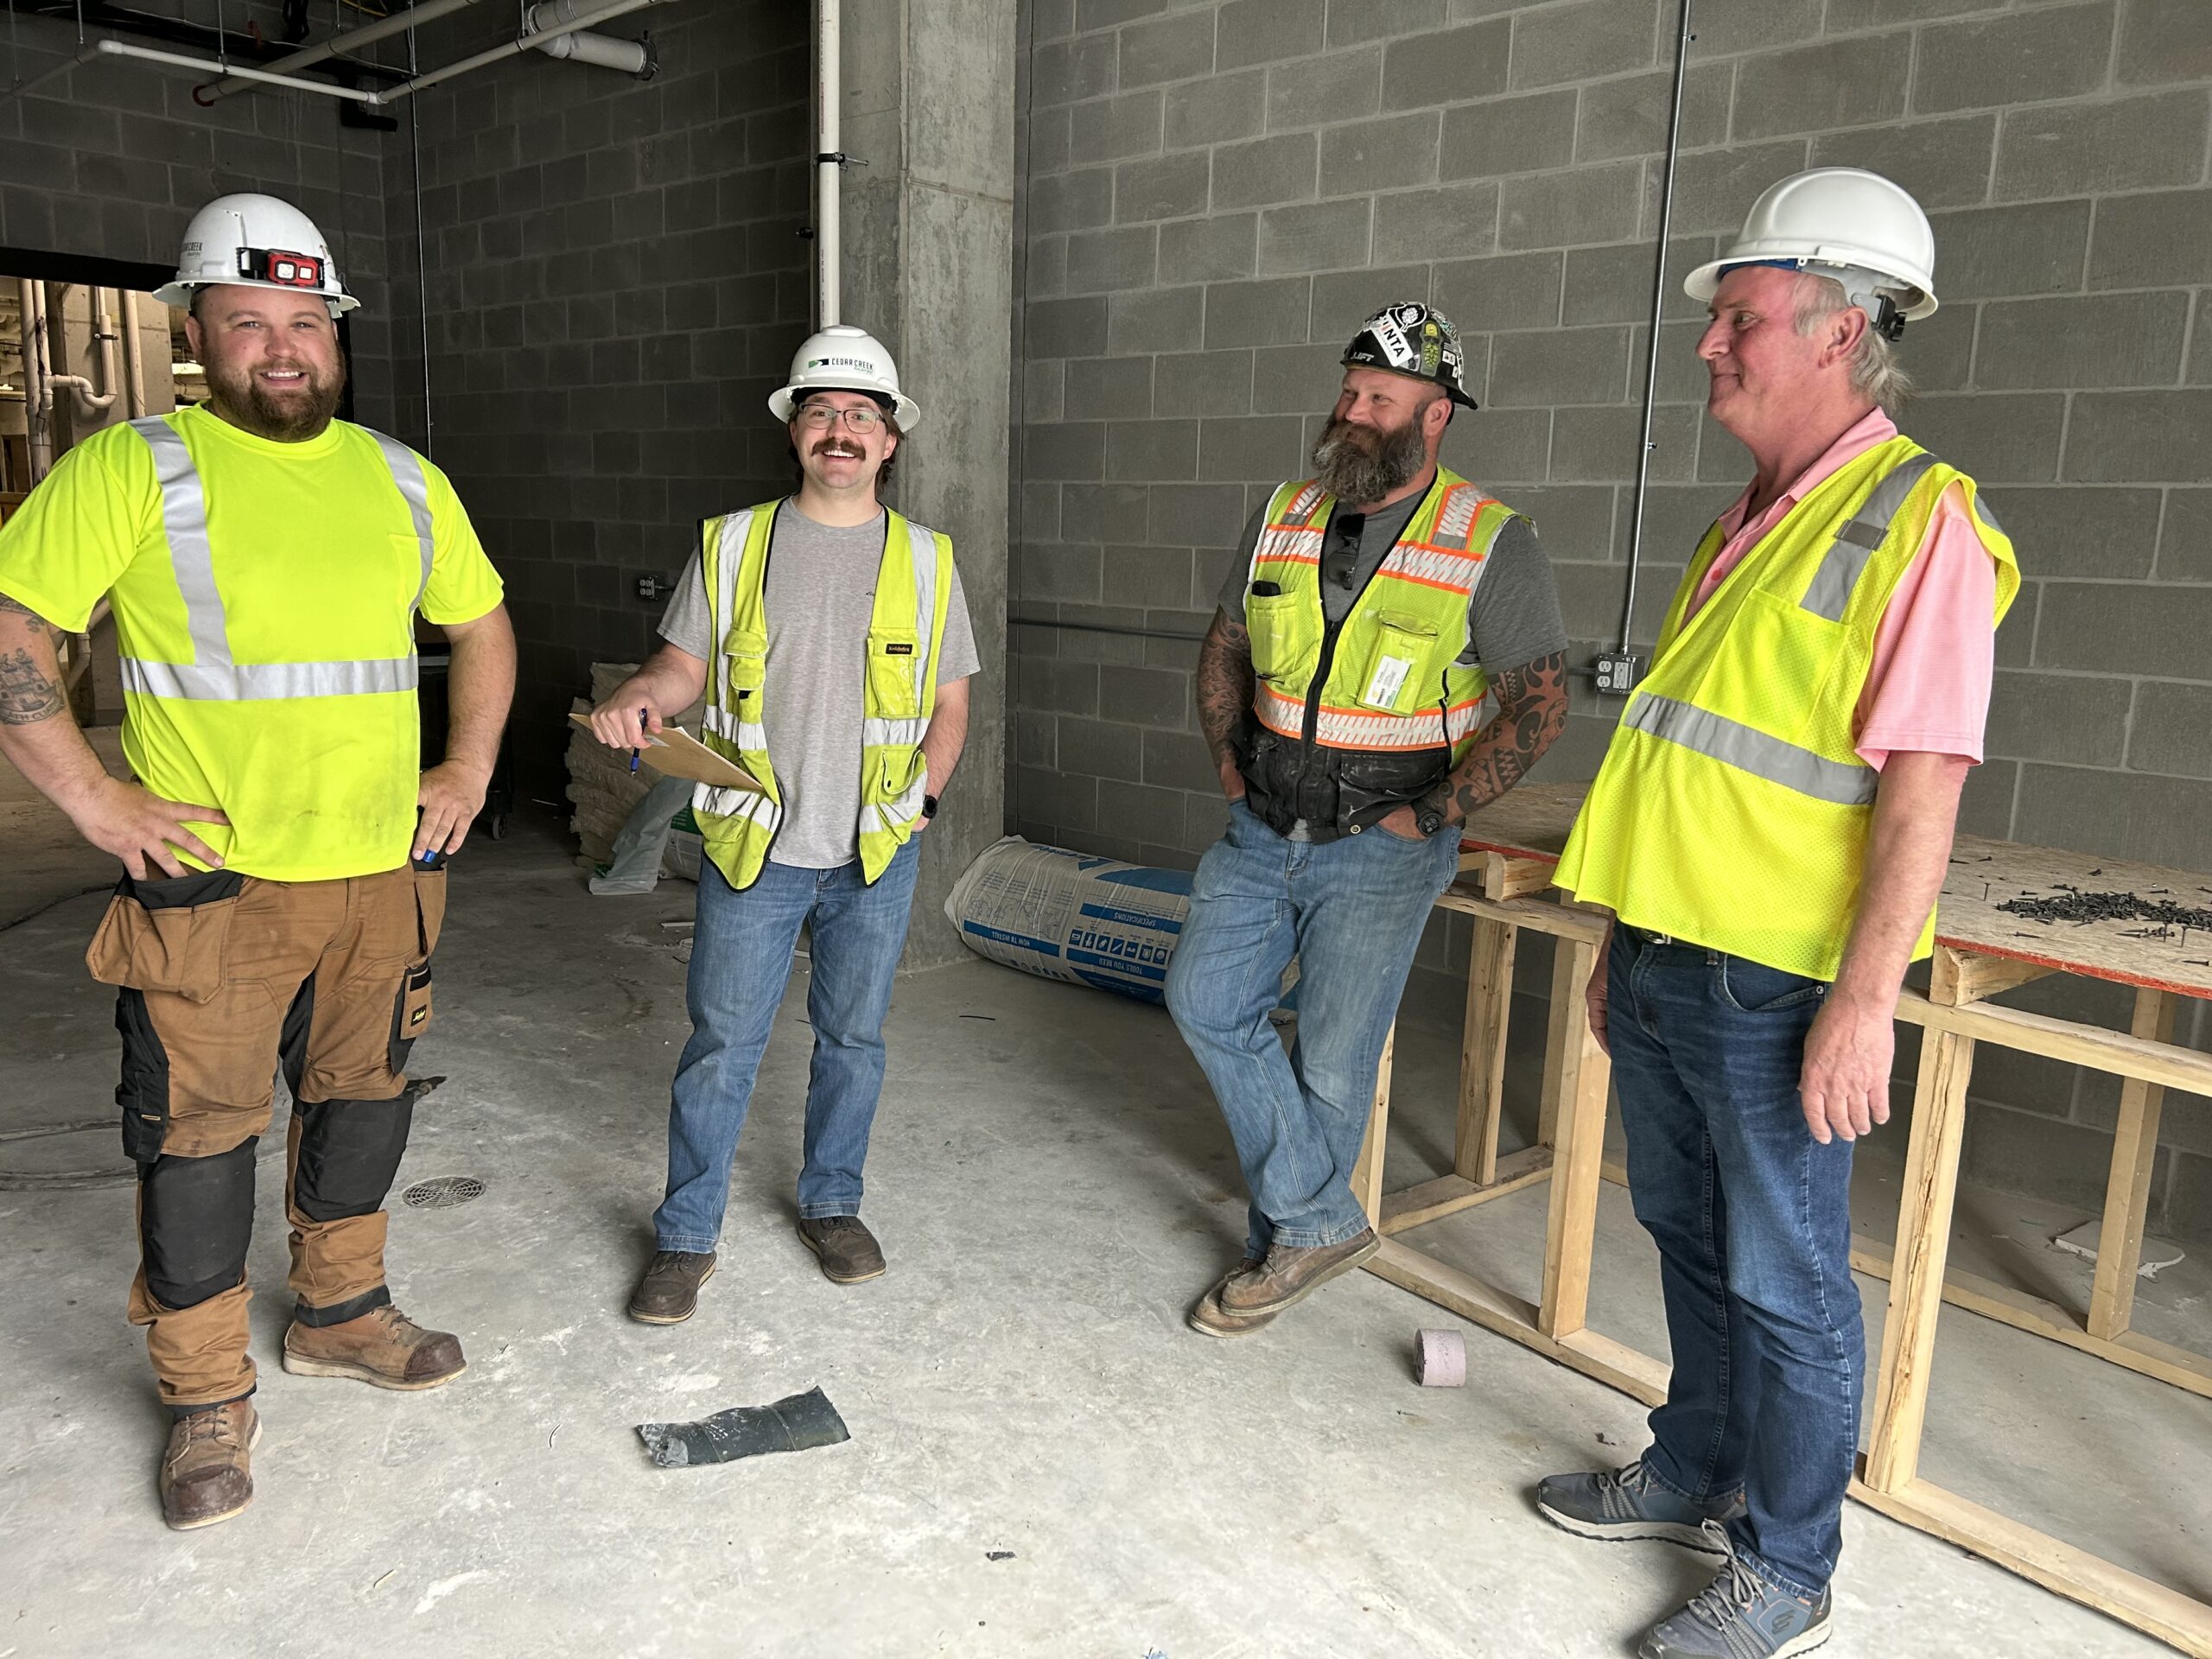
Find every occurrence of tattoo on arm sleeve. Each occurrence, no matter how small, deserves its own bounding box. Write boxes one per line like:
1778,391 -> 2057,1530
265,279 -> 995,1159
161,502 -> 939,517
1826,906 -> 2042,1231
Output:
1443,651 -> 1568,823
1195,609 -> 1255,766
0,593 -> 48,633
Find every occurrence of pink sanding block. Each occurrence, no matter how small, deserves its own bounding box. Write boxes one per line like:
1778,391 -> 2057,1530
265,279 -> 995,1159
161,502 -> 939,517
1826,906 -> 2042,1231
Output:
1416,1328 -> 1466,1387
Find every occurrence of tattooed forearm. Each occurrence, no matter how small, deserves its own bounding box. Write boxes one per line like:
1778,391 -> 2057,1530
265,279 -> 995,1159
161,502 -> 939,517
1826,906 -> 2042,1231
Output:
1195,608 -> 1255,767
0,645 -> 67,725
1440,651 -> 1568,824
0,593 -> 48,633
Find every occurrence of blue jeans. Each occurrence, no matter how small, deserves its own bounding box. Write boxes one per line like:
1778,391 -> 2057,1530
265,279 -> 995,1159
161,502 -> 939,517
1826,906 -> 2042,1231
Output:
652,840 -> 921,1251
1165,798 -> 1459,1257
1608,925 -> 1862,1601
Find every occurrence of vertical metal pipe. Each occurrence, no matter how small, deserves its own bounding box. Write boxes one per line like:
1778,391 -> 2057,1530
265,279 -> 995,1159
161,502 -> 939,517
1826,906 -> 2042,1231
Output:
1616,0 -> 1695,655
816,0 -> 840,326
16,276 -> 53,480
119,289 -> 147,418
408,26 -> 434,457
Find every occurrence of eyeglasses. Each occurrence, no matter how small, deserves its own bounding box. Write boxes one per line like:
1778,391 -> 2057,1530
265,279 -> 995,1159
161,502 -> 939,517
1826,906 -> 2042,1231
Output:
1322,511 -> 1367,590
798,403 -> 884,432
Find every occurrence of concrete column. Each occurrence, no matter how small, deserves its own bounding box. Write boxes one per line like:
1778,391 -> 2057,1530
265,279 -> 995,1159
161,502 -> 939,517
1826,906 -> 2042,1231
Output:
840,0 -> 1017,966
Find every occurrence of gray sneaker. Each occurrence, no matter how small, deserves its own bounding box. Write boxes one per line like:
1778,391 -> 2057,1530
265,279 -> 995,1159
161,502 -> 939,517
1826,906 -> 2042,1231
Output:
1639,1522 -> 1832,1659
1536,1457 -> 1744,1549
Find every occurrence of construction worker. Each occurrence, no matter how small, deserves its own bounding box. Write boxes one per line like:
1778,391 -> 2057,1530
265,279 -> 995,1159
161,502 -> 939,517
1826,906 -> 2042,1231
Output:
592,324 -> 977,1322
0,194 -> 514,1529
1166,302 -> 1569,1337
1537,168 -> 2017,1659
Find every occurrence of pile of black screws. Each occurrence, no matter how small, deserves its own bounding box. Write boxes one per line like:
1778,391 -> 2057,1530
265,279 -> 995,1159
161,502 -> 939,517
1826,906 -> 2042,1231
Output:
1996,886 -> 2212,937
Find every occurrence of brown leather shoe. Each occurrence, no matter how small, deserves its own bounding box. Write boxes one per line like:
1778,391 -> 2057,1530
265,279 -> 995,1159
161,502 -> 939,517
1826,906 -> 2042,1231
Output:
160,1401 -> 260,1530
797,1215 -> 886,1283
628,1249 -> 717,1324
1187,1262 -> 1273,1338
1217,1228 -> 1381,1319
281,1303 -> 466,1390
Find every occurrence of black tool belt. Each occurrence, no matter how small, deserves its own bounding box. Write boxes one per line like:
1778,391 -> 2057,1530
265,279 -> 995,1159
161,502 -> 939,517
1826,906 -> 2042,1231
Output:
1236,717 -> 1449,843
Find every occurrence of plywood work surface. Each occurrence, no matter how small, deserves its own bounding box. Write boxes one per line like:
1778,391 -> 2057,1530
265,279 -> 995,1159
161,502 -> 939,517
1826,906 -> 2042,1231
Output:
1454,780 -> 2212,1001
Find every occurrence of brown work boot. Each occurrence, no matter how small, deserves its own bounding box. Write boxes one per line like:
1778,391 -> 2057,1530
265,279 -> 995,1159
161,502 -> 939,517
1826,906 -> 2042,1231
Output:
628,1250 -> 717,1324
797,1215 -> 887,1284
1187,1261 -> 1273,1338
160,1400 -> 260,1531
281,1303 -> 466,1390
1217,1228 -> 1381,1319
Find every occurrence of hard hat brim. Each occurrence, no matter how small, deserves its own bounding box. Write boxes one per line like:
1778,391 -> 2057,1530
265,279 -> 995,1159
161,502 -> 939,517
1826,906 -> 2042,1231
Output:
770,382 -> 922,431
1684,253 -> 1937,321
153,277 -> 361,316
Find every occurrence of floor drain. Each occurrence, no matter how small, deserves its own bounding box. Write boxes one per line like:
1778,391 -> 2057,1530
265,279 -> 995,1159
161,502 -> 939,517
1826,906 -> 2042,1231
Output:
403,1175 -> 485,1210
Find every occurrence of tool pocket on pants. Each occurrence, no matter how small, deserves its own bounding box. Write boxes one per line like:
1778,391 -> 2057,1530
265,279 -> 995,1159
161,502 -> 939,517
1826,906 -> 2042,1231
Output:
389,963 -> 435,1074
85,868 -> 245,1003
389,864 -> 447,1074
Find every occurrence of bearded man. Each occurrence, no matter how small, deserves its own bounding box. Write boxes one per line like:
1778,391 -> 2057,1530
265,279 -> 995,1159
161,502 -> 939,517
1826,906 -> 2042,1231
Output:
1163,302 -> 1569,1335
0,194 -> 513,1528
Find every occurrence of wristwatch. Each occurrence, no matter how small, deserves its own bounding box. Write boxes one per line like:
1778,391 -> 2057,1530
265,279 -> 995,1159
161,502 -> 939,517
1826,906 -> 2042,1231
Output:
1412,794 -> 1449,837
922,792 -> 940,821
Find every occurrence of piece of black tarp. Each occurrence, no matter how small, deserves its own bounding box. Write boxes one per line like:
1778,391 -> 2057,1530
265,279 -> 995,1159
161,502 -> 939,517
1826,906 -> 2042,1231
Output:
635,1385 -> 851,1468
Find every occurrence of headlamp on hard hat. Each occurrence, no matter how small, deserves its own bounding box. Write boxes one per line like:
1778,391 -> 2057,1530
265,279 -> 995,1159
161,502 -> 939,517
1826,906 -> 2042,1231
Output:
236,247 -> 327,291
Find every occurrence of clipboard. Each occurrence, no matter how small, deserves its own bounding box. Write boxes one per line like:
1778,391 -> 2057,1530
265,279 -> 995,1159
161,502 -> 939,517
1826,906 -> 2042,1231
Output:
569,713 -> 765,793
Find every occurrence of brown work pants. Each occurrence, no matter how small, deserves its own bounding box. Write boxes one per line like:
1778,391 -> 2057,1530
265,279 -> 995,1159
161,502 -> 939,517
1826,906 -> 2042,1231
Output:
86,863 -> 446,1409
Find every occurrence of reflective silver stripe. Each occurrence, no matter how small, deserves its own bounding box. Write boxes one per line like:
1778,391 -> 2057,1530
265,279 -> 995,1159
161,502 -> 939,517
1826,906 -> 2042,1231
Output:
130,417 -> 228,666
122,655 -> 418,699
368,429 -> 436,610
862,715 -> 926,747
700,705 -> 767,750
696,782 -> 780,826
905,518 -> 937,713
1800,453 -> 1939,623
127,416 -> 429,700
1625,692 -> 1877,807
709,509 -> 750,718
1971,489 -> 2003,536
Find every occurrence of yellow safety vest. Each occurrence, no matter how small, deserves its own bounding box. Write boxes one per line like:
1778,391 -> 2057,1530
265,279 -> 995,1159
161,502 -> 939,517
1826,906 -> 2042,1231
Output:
693,501 -> 953,891
1243,467 -> 1522,758
1554,438 -> 2019,980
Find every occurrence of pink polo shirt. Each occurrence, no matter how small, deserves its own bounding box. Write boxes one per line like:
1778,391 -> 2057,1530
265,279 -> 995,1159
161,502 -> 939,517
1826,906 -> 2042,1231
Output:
1689,409 -> 1998,769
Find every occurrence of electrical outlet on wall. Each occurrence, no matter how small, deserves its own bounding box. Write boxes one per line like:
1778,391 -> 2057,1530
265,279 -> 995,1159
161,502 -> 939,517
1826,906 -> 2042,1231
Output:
1594,652 -> 1643,696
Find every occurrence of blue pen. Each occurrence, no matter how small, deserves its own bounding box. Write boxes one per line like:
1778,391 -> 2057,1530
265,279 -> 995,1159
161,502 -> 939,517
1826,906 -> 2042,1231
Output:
630,706 -> 646,772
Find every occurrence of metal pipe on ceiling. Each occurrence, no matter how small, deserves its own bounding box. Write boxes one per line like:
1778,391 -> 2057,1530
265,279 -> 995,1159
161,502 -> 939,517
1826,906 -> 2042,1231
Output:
197,0 -> 488,103
93,37 -> 387,101
372,0 -> 669,104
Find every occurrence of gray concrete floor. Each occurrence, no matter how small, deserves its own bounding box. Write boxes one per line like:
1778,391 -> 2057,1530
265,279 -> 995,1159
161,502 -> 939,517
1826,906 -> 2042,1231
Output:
1,791 -> 2203,1658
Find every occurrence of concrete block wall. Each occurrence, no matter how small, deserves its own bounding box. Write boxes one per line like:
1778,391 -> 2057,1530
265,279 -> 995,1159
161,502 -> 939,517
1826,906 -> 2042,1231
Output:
1012,0 -> 2212,1234
0,5 -> 395,429
378,3 -> 813,787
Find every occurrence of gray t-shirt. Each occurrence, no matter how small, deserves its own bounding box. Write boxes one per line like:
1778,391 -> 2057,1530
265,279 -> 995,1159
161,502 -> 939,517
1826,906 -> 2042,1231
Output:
659,500 -> 981,868
1215,488 -> 1567,672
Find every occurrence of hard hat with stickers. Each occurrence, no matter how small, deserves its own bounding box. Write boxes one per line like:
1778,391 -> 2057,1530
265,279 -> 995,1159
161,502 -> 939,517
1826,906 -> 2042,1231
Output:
1341,301 -> 1478,410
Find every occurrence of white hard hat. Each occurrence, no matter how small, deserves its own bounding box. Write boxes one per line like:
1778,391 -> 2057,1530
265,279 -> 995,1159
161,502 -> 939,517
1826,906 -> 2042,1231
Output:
768,324 -> 920,430
153,193 -> 359,316
1686,167 -> 1937,333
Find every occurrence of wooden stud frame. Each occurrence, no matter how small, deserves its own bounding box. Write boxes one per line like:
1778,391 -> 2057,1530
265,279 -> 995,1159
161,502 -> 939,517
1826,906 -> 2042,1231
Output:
1362,843 -> 2212,1657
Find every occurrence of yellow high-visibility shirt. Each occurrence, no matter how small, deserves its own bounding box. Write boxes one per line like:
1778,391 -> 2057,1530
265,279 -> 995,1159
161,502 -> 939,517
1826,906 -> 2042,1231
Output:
0,404 -> 505,881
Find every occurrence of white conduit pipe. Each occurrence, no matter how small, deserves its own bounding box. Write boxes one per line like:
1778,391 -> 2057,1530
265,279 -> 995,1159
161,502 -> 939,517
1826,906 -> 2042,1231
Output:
94,39 -> 387,103
527,0 -> 651,74
50,288 -> 123,417
4,43 -> 105,103
374,0 -> 670,105
16,279 -> 54,482
197,0 -> 489,104
817,0 -> 840,327
118,290 -> 147,420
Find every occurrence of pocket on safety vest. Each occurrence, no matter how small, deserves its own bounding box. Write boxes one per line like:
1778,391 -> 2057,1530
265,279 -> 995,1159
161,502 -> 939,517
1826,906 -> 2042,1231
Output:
1243,590 -> 1306,683
1695,589 -> 1852,747
723,627 -> 767,707
85,868 -> 245,1005
866,626 -> 923,719
1351,613 -> 1443,715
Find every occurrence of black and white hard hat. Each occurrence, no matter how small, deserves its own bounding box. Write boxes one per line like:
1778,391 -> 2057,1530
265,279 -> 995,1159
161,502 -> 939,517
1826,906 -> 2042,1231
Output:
1341,301 -> 1478,410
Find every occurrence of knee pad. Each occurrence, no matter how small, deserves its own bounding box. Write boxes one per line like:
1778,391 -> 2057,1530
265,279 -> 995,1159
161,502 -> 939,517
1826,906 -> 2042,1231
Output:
291,1094 -> 415,1223
140,1139 -> 257,1309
